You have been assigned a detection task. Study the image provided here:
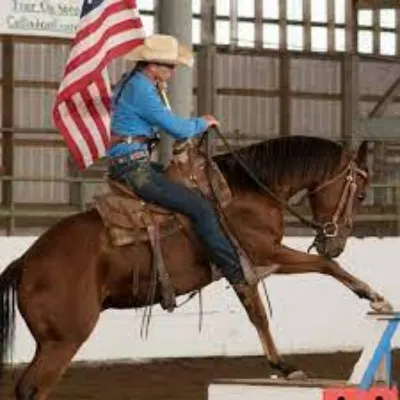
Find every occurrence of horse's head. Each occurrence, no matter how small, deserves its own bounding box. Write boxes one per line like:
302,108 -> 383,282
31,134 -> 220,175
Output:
308,141 -> 369,258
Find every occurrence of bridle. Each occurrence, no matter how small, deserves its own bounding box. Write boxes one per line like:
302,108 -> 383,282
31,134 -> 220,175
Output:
309,160 -> 368,238
179,125 -> 369,245
198,127 -> 369,238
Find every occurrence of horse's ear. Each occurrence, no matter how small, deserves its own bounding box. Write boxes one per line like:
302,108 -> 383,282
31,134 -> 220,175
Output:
355,140 -> 368,168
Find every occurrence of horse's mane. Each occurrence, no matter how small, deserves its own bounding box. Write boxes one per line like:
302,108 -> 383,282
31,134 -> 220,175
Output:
213,135 -> 344,191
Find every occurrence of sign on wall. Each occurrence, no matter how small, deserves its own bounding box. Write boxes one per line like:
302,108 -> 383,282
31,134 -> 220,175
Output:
0,0 -> 81,38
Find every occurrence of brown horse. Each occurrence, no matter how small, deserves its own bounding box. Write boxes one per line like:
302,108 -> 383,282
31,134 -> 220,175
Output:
0,135 -> 393,400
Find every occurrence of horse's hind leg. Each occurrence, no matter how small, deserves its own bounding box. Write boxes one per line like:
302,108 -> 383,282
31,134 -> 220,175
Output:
15,340 -> 81,400
16,270 -> 101,399
232,284 -> 305,379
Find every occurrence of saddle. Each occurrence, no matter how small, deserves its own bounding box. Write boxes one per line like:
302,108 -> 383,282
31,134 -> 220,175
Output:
93,142 -> 256,311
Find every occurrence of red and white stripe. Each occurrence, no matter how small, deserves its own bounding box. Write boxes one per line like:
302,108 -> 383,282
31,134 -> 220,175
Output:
53,0 -> 145,169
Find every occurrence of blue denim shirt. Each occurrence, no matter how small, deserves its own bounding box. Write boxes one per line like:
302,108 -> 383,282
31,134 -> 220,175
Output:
107,71 -> 208,158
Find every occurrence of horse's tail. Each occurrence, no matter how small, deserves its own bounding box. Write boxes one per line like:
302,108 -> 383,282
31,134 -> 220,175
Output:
0,257 -> 23,382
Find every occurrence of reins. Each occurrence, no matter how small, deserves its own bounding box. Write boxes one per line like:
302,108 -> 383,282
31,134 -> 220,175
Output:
199,127 -> 324,232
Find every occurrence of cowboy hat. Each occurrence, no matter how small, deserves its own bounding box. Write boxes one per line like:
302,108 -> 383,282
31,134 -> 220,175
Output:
124,34 -> 194,68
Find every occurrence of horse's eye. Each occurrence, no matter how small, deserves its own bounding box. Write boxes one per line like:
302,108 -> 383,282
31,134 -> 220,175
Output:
357,193 -> 366,201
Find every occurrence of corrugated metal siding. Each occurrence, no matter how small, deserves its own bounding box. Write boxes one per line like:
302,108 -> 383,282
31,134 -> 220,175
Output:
3,39 -> 400,210
290,59 -> 341,137
359,60 -> 400,96
14,42 -> 70,82
11,41 -> 66,200
14,87 -> 57,128
291,58 -> 341,93
13,146 -> 68,203
215,54 -> 279,139
216,54 -> 280,89
385,102 -> 400,117
358,101 -> 375,117
291,99 -> 341,137
216,95 -> 279,137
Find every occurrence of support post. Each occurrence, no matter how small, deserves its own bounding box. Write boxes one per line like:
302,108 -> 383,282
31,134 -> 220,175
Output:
200,0 -> 215,45
278,0 -> 290,136
2,37 -> 15,235
196,45 -> 216,119
342,0 -> 359,148
197,44 -> 216,154
254,0 -> 263,49
279,53 -> 290,136
157,0 -> 193,167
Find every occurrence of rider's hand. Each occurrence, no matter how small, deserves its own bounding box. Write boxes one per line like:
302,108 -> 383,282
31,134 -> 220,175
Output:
202,115 -> 220,128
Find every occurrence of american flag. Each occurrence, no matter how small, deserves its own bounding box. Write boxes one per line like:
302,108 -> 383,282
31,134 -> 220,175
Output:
53,0 -> 145,169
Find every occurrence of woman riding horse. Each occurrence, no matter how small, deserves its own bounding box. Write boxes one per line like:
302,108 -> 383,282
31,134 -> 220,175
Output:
107,34 -> 247,290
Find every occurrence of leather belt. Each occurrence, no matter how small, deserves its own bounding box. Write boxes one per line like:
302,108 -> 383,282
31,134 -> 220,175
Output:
109,150 -> 149,165
109,133 -> 149,147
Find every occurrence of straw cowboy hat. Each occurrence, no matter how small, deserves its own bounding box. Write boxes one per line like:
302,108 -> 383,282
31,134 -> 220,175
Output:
124,34 -> 194,67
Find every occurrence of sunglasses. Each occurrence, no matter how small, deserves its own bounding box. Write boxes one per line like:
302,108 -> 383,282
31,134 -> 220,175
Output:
154,62 -> 176,70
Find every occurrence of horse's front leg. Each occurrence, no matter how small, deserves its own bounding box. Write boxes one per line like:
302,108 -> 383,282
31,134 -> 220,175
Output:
232,283 -> 306,379
267,244 -> 393,313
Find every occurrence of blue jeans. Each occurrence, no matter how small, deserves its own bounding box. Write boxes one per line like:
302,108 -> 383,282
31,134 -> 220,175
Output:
108,158 -> 245,285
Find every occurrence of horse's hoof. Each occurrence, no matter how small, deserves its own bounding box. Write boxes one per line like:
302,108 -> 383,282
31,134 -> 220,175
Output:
371,299 -> 394,313
286,370 -> 308,380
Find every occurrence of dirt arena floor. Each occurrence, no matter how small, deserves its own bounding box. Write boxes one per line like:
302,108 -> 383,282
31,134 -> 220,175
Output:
2,351 -> 400,399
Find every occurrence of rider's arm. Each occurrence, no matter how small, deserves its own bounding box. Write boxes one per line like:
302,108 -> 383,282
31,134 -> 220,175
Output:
137,84 -> 208,139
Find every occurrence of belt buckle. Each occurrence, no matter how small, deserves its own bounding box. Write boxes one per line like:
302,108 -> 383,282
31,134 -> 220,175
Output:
130,150 -> 148,161
110,150 -> 148,165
